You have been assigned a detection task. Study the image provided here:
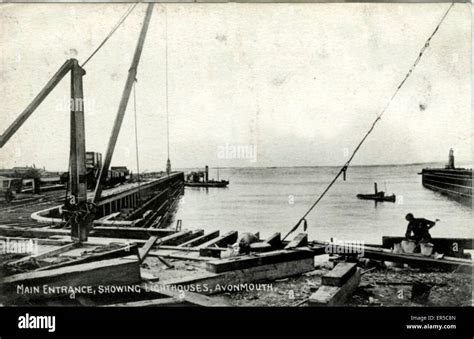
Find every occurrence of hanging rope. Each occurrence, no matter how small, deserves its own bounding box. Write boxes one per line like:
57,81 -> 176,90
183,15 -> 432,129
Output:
165,7 -> 171,165
133,80 -> 142,205
282,2 -> 455,241
81,3 -> 139,67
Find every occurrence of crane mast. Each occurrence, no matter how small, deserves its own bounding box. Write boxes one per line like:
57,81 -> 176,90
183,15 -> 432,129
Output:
0,3 -> 155,243
93,3 -> 154,205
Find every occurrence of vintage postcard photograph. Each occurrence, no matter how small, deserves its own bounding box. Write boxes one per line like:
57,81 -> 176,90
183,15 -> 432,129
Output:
0,1 -> 471,317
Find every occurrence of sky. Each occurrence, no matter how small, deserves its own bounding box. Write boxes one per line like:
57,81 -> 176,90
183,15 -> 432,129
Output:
0,3 -> 471,171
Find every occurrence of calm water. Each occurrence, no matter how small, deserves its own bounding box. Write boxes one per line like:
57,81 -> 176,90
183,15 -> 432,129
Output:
173,165 -> 472,244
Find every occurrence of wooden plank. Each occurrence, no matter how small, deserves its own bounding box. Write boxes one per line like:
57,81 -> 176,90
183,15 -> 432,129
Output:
164,257 -> 315,295
264,232 -> 281,248
36,243 -> 139,271
139,230 -> 203,262
284,233 -> 308,249
200,247 -> 226,258
179,230 -> 220,247
138,236 -> 160,262
148,252 -> 212,262
250,242 -> 272,253
0,236 -> 72,247
362,249 -> 472,271
0,227 -> 71,239
206,249 -> 315,273
102,297 -> 184,307
198,231 -> 238,249
309,268 -> 361,306
97,212 -> 121,221
7,242 -> 78,266
91,226 -> 175,240
1,256 -> 141,300
165,229 -> 204,246
0,226 -> 175,240
199,231 -> 238,257
321,263 -> 357,287
140,283 -> 230,306
158,230 -> 193,246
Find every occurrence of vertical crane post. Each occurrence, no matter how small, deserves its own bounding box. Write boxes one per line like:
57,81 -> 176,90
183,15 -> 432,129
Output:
69,60 -> 89,242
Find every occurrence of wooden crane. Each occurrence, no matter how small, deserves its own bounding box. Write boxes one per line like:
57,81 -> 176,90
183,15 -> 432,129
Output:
0,3 -> 155,242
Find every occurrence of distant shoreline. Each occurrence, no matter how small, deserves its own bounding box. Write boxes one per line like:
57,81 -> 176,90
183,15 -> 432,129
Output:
176,162 -> 473,171
21,161 -> 474,174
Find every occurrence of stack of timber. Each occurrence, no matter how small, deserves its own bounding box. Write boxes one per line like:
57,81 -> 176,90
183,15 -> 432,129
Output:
308,263 -> 361,306
144,232 -> 325,295
0,227 -> 327,305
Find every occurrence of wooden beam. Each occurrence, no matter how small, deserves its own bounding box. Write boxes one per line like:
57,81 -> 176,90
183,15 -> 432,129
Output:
0,226 -> 175,240
97,212 -> 121,221
0,59 -> 74,148
249,242 -> 272,253
362,248 -> 472,271
139,230 -> 204,262
138,236 -> 160,262
69,60 -> 88,242
91,226 -> 175,240
199,247 -> 224,258
164,229 -> 204,246
309,268 -> 361,306
179,230 -> 220,247
198,231 -> 238,257
140,283 -> 230,306
36,243 -> 139,271
321,263 -> 357,287
7,242 -> 78,266
198,231 -> 238,248
206,249 -> 315,273
0,227 -> 72,239
164,257 -> 315,295
102,297 -> 184,307
157,230 -> 193,246
264,232 -> 282,248
1,256 -> 141,301
0,236 -> 72,247
148,252 -> 212,262
284,233 -> 308,249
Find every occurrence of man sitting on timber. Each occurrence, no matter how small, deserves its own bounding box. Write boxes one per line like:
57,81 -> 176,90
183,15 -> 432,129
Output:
404,213 -> 437,244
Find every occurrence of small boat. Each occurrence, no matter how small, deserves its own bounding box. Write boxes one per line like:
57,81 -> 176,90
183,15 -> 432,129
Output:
185,179 -> 229,188
356,191 -> 396,202
185,165 -> 229,188
357,182 -> 396,202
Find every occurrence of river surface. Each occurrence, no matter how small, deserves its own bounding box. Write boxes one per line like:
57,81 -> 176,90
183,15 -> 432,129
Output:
173,164 -> 473,244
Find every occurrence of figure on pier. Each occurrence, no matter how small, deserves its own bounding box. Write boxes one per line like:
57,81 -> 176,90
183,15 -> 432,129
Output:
404,213 -> 438,244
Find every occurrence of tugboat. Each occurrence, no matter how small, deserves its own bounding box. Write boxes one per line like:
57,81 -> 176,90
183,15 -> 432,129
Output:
357,182 -> 396,202
419,149 -> 472,206
185,165 -> 229,188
